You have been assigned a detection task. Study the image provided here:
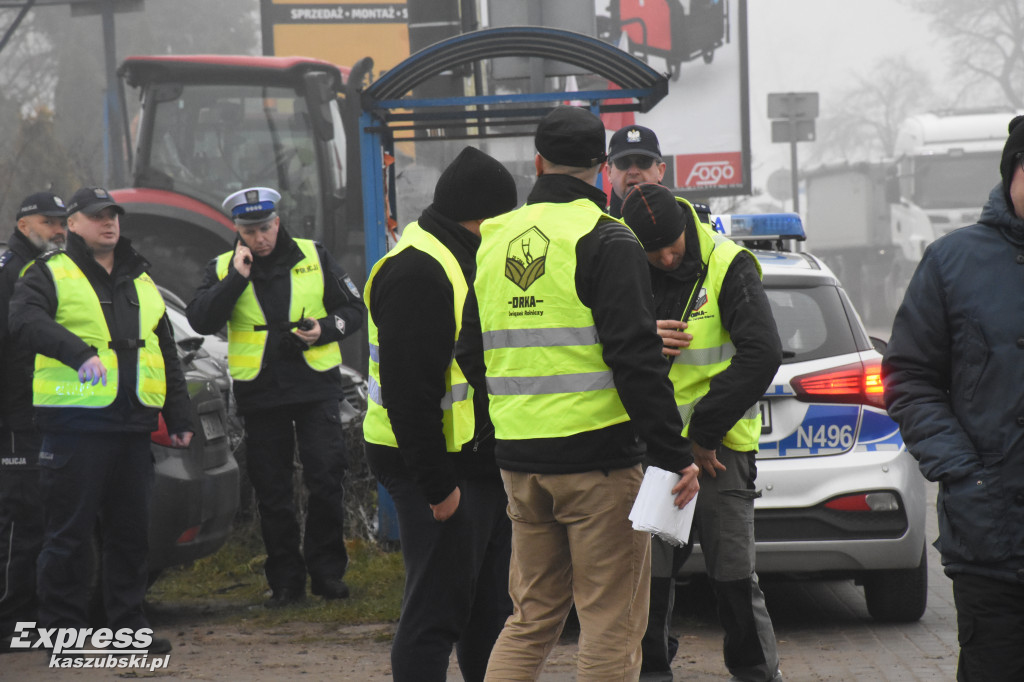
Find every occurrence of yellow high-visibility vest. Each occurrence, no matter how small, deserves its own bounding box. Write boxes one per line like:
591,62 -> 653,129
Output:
363,222 -> 473,451
475,198 -> 632,440
669,198 -> 762,451
33,253 -> 167,408
215,238 -> 341,381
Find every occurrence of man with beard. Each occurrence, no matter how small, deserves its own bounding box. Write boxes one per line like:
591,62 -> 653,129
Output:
0,192 -> 67,652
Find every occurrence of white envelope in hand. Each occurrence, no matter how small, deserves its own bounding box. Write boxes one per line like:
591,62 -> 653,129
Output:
628,466 -> 698,548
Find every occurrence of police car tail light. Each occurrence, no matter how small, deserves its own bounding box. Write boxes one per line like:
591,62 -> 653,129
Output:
825,492 -> 900,512
790,360 -> 886,410
151,412 -> 173,447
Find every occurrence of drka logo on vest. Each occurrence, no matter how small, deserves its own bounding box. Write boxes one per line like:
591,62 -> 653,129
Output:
504,226 -> 550,318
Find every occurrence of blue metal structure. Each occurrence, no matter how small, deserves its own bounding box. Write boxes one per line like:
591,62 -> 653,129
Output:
358,25 -> 671,274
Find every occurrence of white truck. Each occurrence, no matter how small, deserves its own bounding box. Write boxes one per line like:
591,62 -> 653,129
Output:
893,108 -> 1020,236
802,161 -> 933,329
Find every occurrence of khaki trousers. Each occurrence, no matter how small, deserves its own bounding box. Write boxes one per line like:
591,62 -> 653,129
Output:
485,465 -> 651,682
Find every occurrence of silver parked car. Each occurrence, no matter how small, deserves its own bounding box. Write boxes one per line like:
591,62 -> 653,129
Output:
677,214 -> 928,623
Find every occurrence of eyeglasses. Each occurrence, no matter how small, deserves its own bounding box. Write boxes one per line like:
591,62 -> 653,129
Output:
612,155 -> 659,171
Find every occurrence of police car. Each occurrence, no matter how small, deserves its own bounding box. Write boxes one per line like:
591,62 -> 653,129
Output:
677,213 -> 928,623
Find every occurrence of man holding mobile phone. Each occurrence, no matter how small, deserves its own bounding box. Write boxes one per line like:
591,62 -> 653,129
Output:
187,186 -> 365,607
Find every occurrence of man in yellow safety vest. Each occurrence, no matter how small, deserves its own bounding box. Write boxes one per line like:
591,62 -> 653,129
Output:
621,183 -> 783,682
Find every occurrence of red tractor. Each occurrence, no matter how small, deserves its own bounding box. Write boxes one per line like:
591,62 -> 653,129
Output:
112,55 -> 370,308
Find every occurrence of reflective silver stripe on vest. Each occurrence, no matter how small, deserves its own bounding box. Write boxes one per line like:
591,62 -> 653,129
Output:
672,341 -> 736,366
367,376 -> 468,410
482,326 -> 599,350
368,376 -> 383,406
487,370 -> 615,396
678,397 -> 760,426
440,383 -> 470,410
369,343 -> 380,363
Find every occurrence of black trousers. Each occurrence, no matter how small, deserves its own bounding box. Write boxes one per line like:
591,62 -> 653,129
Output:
36,431 -> 153,631
0,428 -> 44,641
953,572 -> 1024,682
243,399 -> 348,593
374,472 -> 512,682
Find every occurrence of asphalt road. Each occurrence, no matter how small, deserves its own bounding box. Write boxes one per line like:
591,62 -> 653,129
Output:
528,479 -> 956,681
1,482 -> 955,681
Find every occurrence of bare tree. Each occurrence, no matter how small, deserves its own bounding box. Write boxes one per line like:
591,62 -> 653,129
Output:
808,55 -> 936,166
902,0 -> 1024,108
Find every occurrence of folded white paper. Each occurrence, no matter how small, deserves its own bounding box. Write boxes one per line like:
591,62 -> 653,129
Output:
629,466 -> 698,548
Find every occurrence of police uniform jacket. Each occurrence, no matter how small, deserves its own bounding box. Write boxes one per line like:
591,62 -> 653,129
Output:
884,184 -> 1024,582
459,173 -> 692,474
186,226 -> 365,414
365,205 -> 499,505
0,229 -> 44,428
650,210 -> 782,451
8,231 -> 192,435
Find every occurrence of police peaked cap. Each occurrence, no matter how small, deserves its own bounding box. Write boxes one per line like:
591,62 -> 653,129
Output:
223,187 -> 282,225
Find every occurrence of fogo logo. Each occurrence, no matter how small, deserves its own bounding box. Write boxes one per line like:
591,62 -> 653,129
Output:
673,152 -> 743,189
685,160 -> 734,186
9,622 -> 170,671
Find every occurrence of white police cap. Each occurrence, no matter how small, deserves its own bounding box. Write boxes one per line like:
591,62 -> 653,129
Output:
222,187 -> 282,225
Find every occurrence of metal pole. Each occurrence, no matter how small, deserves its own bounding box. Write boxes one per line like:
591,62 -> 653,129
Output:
789,117 -> 799,214
101,0 -> 125,187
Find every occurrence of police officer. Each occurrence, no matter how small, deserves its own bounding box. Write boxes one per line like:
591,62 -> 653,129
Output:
621,183 -> 783,682
364,147 -> 517,681
187,187 -> 365,607
0,192 -> 66,651
9,187 -> 192,653
606,124 -> 667,218
458,106 -> 699,680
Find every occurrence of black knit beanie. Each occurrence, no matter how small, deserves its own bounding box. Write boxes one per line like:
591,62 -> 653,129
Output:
1000,115 -> 1024,207
621,183 -> 686,251
431,146 -> 518,222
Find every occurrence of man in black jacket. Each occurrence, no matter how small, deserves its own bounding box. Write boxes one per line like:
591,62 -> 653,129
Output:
363,147 -> 517,681
0,192 -> 66,651
460,106 -> 699,680
621,183 -> 783,682
9,187 -> 192,655
187,187 -> 365,607
884,115 -> 1024,681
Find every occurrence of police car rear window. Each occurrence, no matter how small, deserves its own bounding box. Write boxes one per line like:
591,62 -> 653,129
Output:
766,284 -> 860,364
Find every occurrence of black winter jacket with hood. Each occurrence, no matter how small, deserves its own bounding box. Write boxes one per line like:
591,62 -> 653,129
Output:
884,184 -> 1024,582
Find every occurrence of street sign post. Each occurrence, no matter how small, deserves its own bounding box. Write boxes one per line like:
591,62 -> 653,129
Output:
768,91 -> 818,213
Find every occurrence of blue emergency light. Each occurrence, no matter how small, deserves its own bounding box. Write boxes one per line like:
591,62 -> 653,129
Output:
714,213 -> 806,242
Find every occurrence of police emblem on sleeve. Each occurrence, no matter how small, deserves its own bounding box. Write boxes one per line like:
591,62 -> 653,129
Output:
342,275 -> 361,299
505,226 -> 550,291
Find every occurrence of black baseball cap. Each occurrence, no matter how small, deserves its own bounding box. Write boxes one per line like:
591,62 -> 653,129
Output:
621,183 -> 686,251
16,192 -> 67,220
66,187 -> 125,217
608,125 -> 662,162
534,106 -> 607,168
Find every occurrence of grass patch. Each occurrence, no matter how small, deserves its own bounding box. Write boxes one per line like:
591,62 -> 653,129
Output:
148,534 -> 404,626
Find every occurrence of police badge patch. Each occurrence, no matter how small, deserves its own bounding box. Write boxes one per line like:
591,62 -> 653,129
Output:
343,275 -> 361,299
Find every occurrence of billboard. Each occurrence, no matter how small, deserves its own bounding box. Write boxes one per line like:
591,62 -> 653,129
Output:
260,0 -> 410,75
594,0 -> 750,198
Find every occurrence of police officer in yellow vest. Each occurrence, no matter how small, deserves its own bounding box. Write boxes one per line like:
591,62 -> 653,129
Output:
0,191 -> 67,650
187,187 -> 364,607
9,187 -> 192,654
364,147 -> 517,682
621,183 -> 783,682
458,106 -> 699,681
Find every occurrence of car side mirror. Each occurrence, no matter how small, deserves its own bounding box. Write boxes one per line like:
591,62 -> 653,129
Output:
870,336 -> 888,354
